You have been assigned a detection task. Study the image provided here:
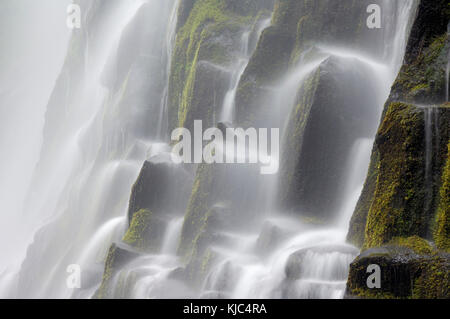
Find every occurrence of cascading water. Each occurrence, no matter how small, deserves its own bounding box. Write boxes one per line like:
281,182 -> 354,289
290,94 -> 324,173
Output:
220,19 -> 271,123
93,1 -> 418,300
0,0 -> 420,299
0,0 -> 179,298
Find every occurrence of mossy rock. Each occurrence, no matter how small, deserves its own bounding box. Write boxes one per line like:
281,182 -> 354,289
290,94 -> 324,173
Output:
235,0 -> 387,127
368,104 -> 448,247
94,243 -> 140,299
390,0 -> 450,104
347,0 -> 450,249
434,140 -> 450,251
123,209 -> 166,253
168,0 -> 273,133
127,156 -> 193,224
235,25 -> 295,127
345,242 -> 450,299
278,56 -> 380,219
347,103 -> 450,248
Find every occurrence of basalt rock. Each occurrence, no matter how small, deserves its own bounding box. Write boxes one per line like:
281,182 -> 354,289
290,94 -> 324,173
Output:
278,56 -> 380,219
127,154 -> 193,224
122,209 -> 167,253
168,0 -> 275,134
348,103 -> 450,248
235,0 -> 390,127
94,243 -> 140,299
347,0 -> 450,248
345,238 -> 450,299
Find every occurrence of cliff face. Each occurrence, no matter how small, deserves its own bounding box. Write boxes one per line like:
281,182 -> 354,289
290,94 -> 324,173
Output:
346,0 -> 450,299
235,0 -> 395,220
167,0 -> 274,134
94,0 -> 450,299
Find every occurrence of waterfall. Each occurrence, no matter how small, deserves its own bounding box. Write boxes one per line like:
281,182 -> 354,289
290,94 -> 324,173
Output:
0,0 -> 420,299
157,0 -> 180,141
0,0 -> 71,296
220,19 -> 271,123
0,0 -> 179,298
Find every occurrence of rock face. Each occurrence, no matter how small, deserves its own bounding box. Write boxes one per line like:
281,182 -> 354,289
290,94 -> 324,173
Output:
278,56 -> 380,219
235,0 -> 389,127
346,0 -> 450,299
168,0 -> 275,133
127,155 -> 193,224
347,0 -> 450,249
348,103 -> 450,248
123,209 -> 166,253
434,141 -> 450,251
346,238 -> 450,299
125,155 -> 193,252
94,243 -> 140,299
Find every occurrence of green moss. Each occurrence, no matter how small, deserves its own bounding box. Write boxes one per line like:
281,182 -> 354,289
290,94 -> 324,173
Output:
412,255 -> 450,299
168,0 -> 259,132
94,244 -> 139,299
123,209 -> 162,252
434,141 -> 450,251
389,236 -> 433,255
392,34 -> 449,103
94,244 -> 117,299
363,103 -> 428,248
347,147 -> 379,247
346,246 -> 450,299
178,164 -> 215,257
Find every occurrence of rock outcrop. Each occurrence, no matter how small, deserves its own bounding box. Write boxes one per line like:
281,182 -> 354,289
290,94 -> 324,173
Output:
346,0 -> 450,299
279,56 -> 380,219
346,237 -> 450,299
347,0 -> 450,249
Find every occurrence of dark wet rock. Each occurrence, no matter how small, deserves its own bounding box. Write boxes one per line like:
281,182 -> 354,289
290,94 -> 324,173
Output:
94,243 -> 141,299
347,0 -> 450,248
348,103 -> 450,248
236,0 -> 391,127
168,0 -> 275,133
278,56 -> 380,220
127,155 -> 193,224
345,243 -> 450,299
122,209 -> 167,253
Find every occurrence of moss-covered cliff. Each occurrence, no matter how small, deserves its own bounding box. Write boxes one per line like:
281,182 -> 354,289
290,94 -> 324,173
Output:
347,0 -> 450,249
168,0 -> 275,133
235,0 -> 388,127
346,0 -> 450,299
346,237 -> 450,299
434,141 -> 450,251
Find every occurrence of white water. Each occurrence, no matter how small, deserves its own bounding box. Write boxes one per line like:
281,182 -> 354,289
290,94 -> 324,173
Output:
220,19 -> 271,123
0,0 -> 419,299
0,0 -> 71,275
0,0 -> 179,298
99,1 -> 419,300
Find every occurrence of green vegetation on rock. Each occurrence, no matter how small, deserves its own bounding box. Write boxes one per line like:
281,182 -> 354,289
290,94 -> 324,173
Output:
434,141 -> 450,251
123,209 -> 165,252
168,0 -> 272,133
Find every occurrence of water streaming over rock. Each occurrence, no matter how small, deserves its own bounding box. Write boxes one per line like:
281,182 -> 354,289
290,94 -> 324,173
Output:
0,0 -> 180,298
220,19 -> 271,123
0,0 -> 421,299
